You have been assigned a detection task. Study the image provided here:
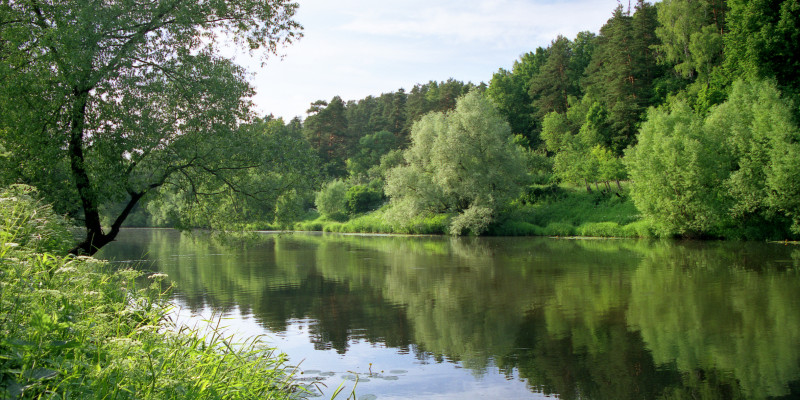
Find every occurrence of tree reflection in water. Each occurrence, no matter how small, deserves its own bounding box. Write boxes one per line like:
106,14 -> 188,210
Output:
101,230 -> 800,399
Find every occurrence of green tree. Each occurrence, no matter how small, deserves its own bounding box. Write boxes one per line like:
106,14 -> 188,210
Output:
624,100 -> 730,237
725,0 -> 800,97
707,79 -> 800,234
303,96 -> 351,178
654,0 -> 728,112
486,48 -> 548,145
346,130 -> 402,183
138,117 -> 318,230
0,0 -> 301,254
385,91 -> 527,235
626,79 -> 800,238
655,0 -> 726,82
584,2 -> 664,153
530,36 -> 577,121
315,179 -> 349,221
345,184 -> 383,215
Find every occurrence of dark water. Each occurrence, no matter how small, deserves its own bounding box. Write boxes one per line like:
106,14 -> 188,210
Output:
99,229 -> 800,399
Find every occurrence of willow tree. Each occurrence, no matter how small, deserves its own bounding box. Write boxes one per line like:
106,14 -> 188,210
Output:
0,0 -> 302,254
385,91 -> 527,235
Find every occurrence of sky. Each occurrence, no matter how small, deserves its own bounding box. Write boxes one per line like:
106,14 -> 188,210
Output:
232,0 -> 626,121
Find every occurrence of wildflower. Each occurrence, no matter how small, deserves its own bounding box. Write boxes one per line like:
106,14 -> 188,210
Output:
148,273 -> 168,279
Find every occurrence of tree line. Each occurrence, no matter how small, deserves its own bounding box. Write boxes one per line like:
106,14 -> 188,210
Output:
1,0 -> 799,253
305,0 -> 800,238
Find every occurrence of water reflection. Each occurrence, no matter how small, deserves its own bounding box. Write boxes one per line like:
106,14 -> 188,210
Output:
100,230 -> 800,399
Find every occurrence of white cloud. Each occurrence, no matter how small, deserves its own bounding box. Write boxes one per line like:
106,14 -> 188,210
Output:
245,0 -> 623,120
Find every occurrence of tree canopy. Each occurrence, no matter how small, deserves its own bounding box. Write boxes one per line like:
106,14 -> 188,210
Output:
0,0 -> 302,253
385,91 -> 527,235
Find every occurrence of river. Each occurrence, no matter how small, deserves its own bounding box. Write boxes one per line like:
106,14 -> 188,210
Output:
99,229 -> 800,399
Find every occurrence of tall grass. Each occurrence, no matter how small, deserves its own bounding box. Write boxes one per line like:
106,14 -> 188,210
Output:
0,185 -> 301,399
286,184 -> 650,238
492,185 -> 653,238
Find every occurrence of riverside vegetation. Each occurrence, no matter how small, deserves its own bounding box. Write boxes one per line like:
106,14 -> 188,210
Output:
2,0 -> 800,258
0,185 -> 303,399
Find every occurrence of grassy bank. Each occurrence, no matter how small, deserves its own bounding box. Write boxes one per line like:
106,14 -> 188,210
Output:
490,184 -> 653,238
0,186 -> 300,399
281,184 -> 652,238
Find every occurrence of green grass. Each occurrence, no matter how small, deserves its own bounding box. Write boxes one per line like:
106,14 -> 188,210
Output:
0,186 -> 302,399
290,209 -> 449,235
490,183 -> 653,238
278,183 -> 650,238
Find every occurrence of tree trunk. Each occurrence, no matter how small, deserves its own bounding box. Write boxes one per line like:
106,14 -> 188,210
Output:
616,179 -> 622,191
65,87 -> 147,256
584,178 -> 592,193
70,192 -> 144,255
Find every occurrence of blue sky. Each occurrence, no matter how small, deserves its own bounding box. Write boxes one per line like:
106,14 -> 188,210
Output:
237,0 -> 625,120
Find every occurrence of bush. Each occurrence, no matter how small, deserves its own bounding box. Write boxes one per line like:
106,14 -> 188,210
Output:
345,184 -> 383,215
489,221 -> 543,236
620,220 -> 655,238
542,222 -> 575,236
0,184 -> 74,254
449,205 -> 493,236
0,189 -> 299,399
315,180 -> 349,221
575,222 -> 622,237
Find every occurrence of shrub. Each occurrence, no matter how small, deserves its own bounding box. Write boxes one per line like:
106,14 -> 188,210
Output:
315,180 -> 349,221
345,184 -> 383,215
542,222 -> 575,236
489,221 -> 543,236
449,205 -> 494,236
0,184 -> 74,254
575,222 -> 622,237
0,193 -> 299,399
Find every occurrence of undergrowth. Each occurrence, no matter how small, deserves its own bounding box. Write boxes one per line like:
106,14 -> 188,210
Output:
0,185 -> 302,399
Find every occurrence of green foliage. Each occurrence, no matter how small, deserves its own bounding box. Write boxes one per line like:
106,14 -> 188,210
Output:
583,2 -> 665,152
449,205 -> 494,236
304,96 -> 351,178
346,130 -> 402,183
0,0 -> 303,253
530,36 -> 580,121
525,150 -> 555,185
315,180 -> 349,221
725,0 -> 800,96
345,184 -> 384,215
486,48 -> 547,144
655,0 -> 726,82
385,91 -> 528,235
541,112 -> 573,153
709,79 -> 800,234
142,117 -> 318,231
625,99 -> 729,237
0,185 -> 74,255
542,222 -> 576,236
626,80 -> 800,238
0,198 -> 298,399
274,189 -> 306,229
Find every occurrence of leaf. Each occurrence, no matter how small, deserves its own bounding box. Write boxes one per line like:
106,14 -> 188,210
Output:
26,368 -> 59,381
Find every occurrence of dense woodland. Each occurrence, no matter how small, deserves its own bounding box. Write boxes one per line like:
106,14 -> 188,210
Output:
2,0 -> 800,253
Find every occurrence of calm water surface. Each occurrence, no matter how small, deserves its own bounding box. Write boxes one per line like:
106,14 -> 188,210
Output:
99,229 -> 800,399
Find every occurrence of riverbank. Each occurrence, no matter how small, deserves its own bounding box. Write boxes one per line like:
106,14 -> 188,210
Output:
270,185 -> 652,239
0,186 -> 300,399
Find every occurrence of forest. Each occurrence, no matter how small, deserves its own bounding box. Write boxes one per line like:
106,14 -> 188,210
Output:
2,0 -> 800,254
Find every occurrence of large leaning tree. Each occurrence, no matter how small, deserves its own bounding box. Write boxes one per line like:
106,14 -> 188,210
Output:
0,0 -> 302,254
